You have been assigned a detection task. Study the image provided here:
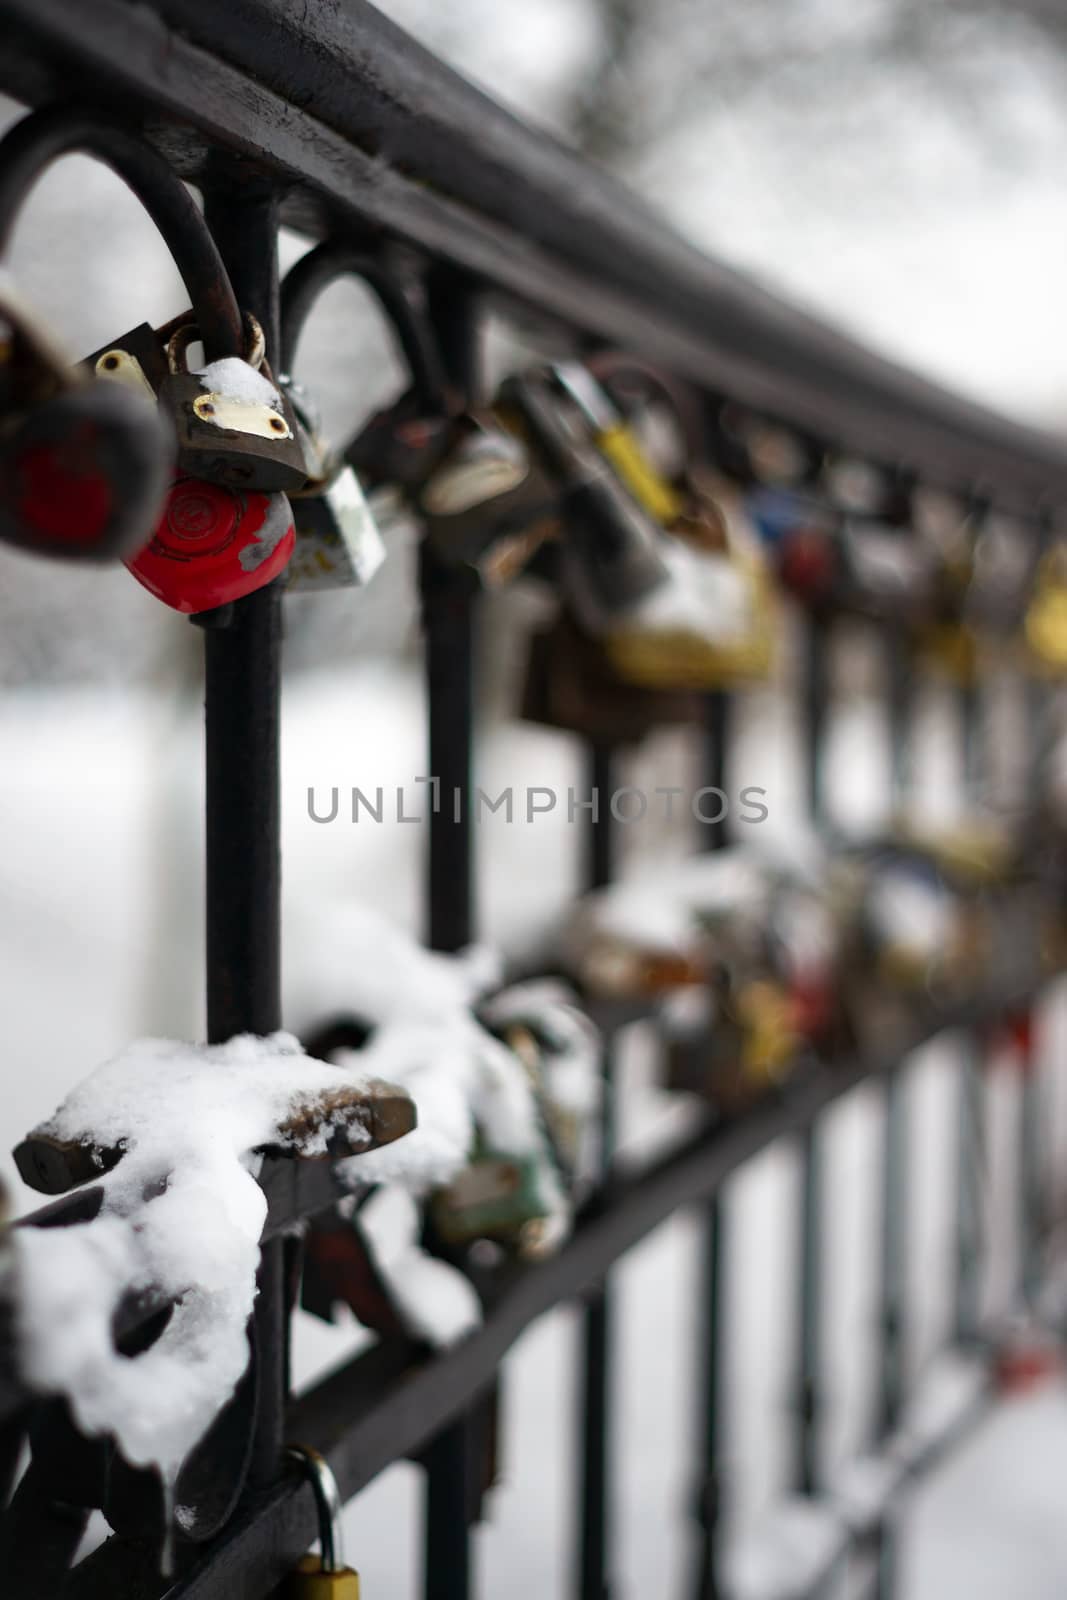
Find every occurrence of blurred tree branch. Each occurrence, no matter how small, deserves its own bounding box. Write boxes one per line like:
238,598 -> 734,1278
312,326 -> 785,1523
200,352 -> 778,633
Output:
565,0 -> 1067,167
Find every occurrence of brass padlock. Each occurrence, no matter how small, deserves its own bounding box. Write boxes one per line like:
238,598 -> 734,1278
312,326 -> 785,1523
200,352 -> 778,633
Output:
286,1447 -> 361,1600
602,482 -> 777,691
1025,543 -> 1067,674
159,314 -> 310,493
522,610 -> 703,745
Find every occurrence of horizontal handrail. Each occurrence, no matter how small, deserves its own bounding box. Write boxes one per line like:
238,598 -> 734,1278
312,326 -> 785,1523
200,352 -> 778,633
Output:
0,0 -> 1065,506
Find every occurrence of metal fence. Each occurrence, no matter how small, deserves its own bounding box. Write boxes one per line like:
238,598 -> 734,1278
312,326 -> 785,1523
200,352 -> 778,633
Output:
1,3 -> 1066,1598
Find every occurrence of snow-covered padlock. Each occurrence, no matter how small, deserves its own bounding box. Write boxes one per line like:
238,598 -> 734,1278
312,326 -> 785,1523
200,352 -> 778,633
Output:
0,275 -> 172,561
285,1447 -> 361,1600
158,314 -> 310,493
123,472 -> 295,614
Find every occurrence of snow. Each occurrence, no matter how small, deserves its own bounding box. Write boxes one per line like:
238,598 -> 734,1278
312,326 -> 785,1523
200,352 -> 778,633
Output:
193,357 -> 281,410
726,1496 -> 848,1600
621,539 -> 757,643
356,1186 -> 482,1346
10,1032 -> 405,1486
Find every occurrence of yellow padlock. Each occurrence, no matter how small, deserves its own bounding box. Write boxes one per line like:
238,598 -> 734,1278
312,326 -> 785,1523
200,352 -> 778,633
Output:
1025,545 -> 1067,673
286,1447 -> 361,1599
550,360 -> 684,525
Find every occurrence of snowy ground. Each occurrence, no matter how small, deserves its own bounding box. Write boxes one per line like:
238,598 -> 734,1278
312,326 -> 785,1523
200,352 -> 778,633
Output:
3,650 -> 1067,1596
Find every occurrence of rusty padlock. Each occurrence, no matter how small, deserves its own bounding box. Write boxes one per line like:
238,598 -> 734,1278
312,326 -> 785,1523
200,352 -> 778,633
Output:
158,313 -> 309,493
415,409 -> 560,586
522,609 -> 703,745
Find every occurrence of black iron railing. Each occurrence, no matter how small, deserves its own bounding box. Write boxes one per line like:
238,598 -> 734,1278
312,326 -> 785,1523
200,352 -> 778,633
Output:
0,4 -> 1065,1599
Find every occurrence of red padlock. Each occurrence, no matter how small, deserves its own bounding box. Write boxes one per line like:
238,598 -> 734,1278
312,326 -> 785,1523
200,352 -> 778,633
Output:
124,474 -> 295,613
0,382 -> 171,562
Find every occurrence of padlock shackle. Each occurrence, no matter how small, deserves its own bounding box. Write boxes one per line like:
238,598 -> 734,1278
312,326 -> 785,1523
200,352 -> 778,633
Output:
279,241 -> 451,415
286,1445 -> 345,1575
0,106 -> 244,362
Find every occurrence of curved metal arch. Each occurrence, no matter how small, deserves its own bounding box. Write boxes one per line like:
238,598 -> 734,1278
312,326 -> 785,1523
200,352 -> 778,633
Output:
279,240 -> 450,414
0,105 -> 243,361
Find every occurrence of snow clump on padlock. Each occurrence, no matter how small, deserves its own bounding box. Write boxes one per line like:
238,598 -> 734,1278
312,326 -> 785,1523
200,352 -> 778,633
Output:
10,1033 -> 390,1488
193,356 -> 281,409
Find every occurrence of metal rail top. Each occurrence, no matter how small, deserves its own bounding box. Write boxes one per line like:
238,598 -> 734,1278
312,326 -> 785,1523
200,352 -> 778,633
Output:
1,0 -> 1065,509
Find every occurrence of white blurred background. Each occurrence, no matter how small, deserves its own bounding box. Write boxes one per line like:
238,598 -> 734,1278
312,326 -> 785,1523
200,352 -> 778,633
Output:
2,0 -> 1067,1593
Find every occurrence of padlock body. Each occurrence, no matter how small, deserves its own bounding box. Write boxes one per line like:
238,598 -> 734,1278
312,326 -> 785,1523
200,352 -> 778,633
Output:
160,367 -> 309,493
431,1150 -> 553,1246
417,417 -> 559,582
0,383 -> 172,562
125,475 -> 294,612
83,322 -> 170,399
288,467 -> 386,592
347,391 -> 452,492
287,1554 -> 361,1599
523,613 -> 702,744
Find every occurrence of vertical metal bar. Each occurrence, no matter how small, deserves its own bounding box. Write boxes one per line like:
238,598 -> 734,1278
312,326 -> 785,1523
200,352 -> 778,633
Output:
201,184 -> 285,1488
1016,678 -> 1043,1310
576,741 -> 617,1600
954,1032 -> 985,1347
878,646 -> 912,1410
869,634 -> 912,1600
886,633 -> 913,819
953,679 -> 986,1352
1015,1013 -> 1043,1309
795,1121 -> 822,1498
423,1419 -> 473,1600
691,690 -> 730,1600
795,618 -> 828,1499
421,264 -> 480,1600
876,1068 -> 907,1438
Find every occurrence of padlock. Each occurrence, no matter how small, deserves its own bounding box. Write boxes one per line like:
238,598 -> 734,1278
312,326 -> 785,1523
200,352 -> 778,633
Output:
748,485 -> 841,607
665,968 -> 799,1112
522,609 -> 703,745
124,473 -> 294,613
503,370 -> 671,619
548,360 -> 684,526
1025,542 -> 1067,673
477,980 -> 601,1190
430,1143 -> 559,1256
83,318 -> 172,401
0,274 -> 172,561
913,497 -> 980,682
285,1447 -> 361,1600
601,482 -> 777,691
415,410 -> 560,586
282,380 -> 386,592
159,313 -> 310,493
